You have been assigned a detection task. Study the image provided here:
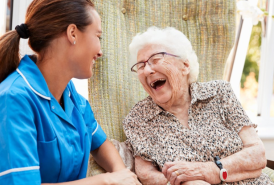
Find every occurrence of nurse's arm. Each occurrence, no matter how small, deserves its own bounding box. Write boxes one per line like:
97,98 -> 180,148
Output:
41,174 -> 117,185
91,139 -> 126,172
41,168 -> 140,185
42,140 -> 142,185
42,139 -> 140,185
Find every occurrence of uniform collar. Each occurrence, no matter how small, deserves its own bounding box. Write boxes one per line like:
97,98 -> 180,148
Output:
16,55 -> 51,100
139,81 -> 218,121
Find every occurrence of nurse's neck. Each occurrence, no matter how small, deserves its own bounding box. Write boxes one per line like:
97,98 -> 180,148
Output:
36,35 -> 76,105
37,57 -> 70,104
36,49 -> 72,104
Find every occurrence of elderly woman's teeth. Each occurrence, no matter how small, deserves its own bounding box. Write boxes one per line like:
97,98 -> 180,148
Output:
150,78 -> 166,89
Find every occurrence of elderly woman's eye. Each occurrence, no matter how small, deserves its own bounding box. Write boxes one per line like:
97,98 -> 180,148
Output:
151,58 -> 161,64
137,65 -> 145,70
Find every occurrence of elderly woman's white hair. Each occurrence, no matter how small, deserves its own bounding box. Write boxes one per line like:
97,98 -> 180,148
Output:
129,26 -> 199,84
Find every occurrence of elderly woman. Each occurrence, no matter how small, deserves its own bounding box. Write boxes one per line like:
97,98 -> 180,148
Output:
123,27 -> 273,185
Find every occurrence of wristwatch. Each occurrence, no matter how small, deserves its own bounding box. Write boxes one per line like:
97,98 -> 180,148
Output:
214,156 -> 228,181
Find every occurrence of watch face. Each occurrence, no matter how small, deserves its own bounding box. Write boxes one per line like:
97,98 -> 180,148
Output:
220,169 -> 228,181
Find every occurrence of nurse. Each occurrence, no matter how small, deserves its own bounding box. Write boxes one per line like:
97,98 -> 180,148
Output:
0,0 -> 140,185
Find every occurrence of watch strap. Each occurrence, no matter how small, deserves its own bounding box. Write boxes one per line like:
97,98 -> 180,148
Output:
214,156 -> 223,170
214,156 -> 228,181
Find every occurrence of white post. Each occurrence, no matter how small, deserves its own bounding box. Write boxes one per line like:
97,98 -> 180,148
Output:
257,0 -> 274,117
229,0 -> 259,99
229,18 -> 254,98
0,0 -> 8,36
12,0 -> 33,56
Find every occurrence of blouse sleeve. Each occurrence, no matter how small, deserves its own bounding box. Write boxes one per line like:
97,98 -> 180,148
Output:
123,113 -> 155,164
218,81 -> 257,133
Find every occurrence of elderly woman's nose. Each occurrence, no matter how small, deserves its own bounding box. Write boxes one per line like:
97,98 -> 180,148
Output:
143,64 -> 155,75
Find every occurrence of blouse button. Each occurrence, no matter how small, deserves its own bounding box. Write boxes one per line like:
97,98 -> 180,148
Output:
52,106 -> 55,109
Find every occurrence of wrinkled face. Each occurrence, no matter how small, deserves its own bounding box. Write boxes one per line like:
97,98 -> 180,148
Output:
137,44 -> 189,108
72,8 -> 102,79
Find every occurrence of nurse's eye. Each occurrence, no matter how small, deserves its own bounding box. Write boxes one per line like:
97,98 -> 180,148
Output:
98,36 -> 102,40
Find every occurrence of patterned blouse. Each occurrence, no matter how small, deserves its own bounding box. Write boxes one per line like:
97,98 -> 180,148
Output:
123,80 -> 273,185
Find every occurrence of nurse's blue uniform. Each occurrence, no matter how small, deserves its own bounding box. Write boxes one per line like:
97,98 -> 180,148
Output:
0,55 -> 107,184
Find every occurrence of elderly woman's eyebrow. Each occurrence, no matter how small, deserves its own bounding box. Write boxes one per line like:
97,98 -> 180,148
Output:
137,60 -> 145,63
136,53 -> 157,63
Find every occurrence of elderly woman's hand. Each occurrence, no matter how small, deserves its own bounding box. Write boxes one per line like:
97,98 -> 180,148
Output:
162,161 -> 220,185
181,180 -> 211,185
162,126 -> 267,185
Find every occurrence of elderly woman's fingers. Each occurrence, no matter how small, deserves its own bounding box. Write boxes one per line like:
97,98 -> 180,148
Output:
169,171 -> 179,185
166,166 -> 179,180
162,162 -> 176,177
171,170 -> 187,185
165,164 -> 182,180
164,161 -> 207,183
180,180 -> 211,185
175,175 -> 184,185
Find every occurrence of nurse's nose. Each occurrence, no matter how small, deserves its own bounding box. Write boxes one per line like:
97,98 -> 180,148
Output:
97,50 -> 103,58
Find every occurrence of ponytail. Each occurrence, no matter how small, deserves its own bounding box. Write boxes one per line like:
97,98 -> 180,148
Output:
0,31 -> 20,83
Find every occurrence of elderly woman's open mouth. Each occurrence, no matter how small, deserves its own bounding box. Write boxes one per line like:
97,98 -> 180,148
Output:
150,78 -> 166,90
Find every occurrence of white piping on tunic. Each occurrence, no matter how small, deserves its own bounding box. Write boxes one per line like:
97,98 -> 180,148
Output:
92,122 -> 99,135
0,166 -> 40,177
16,69 -> 51,100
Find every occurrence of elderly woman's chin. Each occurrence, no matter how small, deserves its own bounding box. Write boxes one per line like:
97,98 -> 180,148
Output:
150,88 -> 173,104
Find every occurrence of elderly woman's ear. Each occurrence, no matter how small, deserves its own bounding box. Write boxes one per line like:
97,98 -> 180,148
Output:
181,59 -> 190,75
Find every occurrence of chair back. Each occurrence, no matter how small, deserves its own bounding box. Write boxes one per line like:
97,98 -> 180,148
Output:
87,0 -> 236,176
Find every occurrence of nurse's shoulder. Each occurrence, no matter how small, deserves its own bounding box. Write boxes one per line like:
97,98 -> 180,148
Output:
0,69 -> 38,125
0,69 -> 35,104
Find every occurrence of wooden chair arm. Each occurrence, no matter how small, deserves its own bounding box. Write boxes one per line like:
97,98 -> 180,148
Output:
267,160 -> 274,170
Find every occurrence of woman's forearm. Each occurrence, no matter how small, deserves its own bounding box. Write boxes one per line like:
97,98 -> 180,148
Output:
220,142 -> 265,181
135,156 -> 168,185
204,160 -> 263,184
138,171 -> 167,185
204,127 -> 266,183
91,139 -> 126,172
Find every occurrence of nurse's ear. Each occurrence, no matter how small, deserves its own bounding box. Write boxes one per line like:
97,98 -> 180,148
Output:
181,59 -> 190,76
66,24 -> 77,45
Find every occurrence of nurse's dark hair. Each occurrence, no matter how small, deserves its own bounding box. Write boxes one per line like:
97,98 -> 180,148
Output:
0,0 -> 95,83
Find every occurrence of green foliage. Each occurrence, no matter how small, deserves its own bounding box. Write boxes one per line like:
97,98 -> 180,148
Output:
240,22 -> 261,88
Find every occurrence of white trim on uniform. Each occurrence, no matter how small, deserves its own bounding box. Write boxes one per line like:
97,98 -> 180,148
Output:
16,69 -> 51,100
0,166 -> 40,177
92,122 -> 99,136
